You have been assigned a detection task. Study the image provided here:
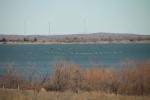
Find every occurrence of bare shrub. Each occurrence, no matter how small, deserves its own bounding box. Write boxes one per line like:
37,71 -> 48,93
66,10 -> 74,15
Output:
48,59 -> 83,92
0,62 -> 23,89
82,68 -> 103,91
101,68 -> 120,95
23,64 -> 41,91
118,60 -> 150,95
82,60 -> 150,96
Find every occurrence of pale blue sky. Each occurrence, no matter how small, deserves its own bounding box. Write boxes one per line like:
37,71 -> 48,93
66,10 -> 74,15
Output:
0,0 -> 150,35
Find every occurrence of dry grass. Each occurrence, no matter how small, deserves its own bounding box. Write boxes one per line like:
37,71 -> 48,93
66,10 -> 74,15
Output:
0,89 -> 149,100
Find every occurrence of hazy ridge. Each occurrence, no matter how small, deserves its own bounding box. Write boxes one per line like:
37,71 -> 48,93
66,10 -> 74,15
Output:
0,33 -> 150,41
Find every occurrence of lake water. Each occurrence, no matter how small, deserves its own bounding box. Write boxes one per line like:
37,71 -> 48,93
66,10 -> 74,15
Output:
0,44 -> 150,73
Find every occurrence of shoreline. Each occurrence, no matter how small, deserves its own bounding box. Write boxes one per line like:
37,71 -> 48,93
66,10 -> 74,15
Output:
0,40 -> 150,45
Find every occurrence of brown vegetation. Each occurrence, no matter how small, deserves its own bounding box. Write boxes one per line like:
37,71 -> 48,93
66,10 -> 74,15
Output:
0,90 -> 149,100
0,60 -> 150,96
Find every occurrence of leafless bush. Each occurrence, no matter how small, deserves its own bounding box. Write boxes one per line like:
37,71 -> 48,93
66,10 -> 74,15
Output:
47,59 -> 83,92
118,61 -> 150,95
0,62 -> 49,91
82,68 -> 102,91
81,60 -> 150,95
0,62 -> 23,89
22,64 -> 49,91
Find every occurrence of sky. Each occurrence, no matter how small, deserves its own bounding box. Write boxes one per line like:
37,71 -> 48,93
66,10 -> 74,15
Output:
0,0 -> 150,35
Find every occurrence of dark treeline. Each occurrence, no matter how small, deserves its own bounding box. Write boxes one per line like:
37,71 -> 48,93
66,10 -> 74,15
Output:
0,60 -> 150,95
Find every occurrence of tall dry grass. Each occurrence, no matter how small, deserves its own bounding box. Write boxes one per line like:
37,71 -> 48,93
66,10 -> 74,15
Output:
0,89 -> 149,100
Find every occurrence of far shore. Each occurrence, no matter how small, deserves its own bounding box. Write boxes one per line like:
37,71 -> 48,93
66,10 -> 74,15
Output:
1,40 -> 150,45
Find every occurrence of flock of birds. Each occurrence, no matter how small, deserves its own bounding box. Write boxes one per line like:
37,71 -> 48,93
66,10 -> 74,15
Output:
26,45 -> 123,55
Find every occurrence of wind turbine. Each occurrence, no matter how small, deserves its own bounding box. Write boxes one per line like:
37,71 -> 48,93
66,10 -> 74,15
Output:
24,21 -> 30,35
84,19 -> 87,34
49,20 -> 50,35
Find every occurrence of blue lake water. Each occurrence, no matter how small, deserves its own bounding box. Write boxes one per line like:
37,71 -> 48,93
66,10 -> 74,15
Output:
0,44 -> 150,73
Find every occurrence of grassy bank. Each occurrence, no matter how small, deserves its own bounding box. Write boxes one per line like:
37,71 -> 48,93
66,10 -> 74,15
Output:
0,89 -> 149,100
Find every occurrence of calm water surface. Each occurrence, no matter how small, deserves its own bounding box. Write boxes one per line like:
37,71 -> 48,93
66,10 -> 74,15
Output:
0,44 -> 150,73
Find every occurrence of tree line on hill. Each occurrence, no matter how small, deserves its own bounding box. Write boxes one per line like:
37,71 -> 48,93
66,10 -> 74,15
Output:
0,33 -> 150,43
0,37 -> 37,42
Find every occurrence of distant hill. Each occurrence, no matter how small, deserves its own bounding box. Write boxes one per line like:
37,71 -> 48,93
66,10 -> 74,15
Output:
0,33 -> 150,43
